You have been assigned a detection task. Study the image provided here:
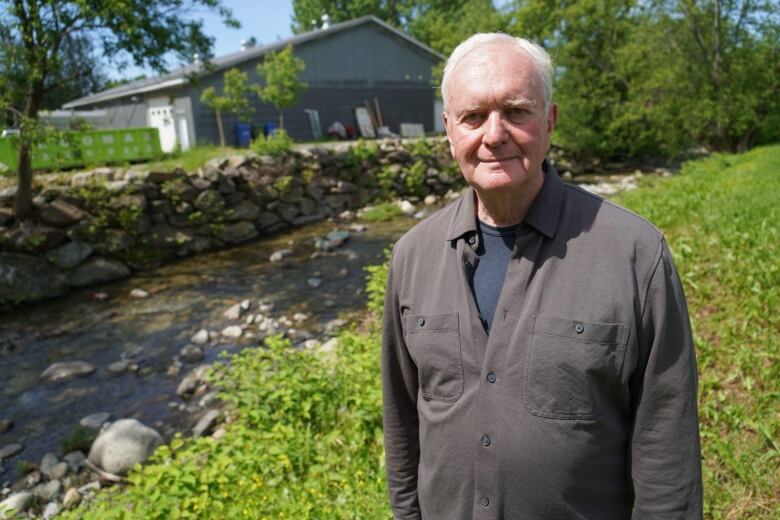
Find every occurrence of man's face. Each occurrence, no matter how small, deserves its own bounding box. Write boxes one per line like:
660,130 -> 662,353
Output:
443,44 -> 557,196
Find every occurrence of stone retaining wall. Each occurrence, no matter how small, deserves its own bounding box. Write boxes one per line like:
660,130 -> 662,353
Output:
0,139 -> 466,307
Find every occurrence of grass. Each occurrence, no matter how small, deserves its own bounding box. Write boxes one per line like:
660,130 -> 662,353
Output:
361,202 -> 403,222
616,145 -> 779,518
141,146 -> 240,173
63,145 -> 778,518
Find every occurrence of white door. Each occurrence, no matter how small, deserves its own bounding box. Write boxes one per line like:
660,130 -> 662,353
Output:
147,105 -> 177,153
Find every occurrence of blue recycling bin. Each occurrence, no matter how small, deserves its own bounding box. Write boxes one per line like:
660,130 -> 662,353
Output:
263,122 -> 278,136
234,123 -> 252,147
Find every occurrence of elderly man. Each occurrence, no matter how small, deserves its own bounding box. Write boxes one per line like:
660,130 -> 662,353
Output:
381,33 -> 702,519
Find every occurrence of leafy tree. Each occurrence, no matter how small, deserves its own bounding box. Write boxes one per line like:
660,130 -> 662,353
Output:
291,0 -> 411,32
201,68 -> 258,146
256,45 -> 308,130
0,0 -> 238,219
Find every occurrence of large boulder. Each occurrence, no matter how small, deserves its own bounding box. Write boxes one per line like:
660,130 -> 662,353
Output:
40,361 -> 96,383
68,257 -> 130,288
46,241 -> 93,269
0,253 -> 68,304
87,418 -> 163,475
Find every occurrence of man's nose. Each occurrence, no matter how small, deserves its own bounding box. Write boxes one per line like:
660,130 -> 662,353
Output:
482,111 -> 508,147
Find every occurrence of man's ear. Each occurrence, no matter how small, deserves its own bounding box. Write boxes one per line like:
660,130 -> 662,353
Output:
442,111 -> 455,157
547,103 -> 558,136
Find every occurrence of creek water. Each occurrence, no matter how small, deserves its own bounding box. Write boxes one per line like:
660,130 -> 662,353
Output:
0,214 -> 418,483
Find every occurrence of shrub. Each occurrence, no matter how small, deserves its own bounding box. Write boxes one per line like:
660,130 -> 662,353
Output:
251,129 -> 293,157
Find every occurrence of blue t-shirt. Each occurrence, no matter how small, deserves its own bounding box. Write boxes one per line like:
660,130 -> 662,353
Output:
469,220 -> 517,332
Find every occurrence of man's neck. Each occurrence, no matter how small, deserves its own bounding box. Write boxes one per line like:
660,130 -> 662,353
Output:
474,172 -> 545,227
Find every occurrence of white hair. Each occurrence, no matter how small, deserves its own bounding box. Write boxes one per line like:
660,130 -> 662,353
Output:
441,33 -> 554,114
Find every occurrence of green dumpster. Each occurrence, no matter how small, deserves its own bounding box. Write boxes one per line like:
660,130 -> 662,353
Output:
0,128 -> 162,173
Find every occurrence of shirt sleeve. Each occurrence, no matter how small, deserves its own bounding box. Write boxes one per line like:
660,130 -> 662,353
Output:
381,258 -> 422,520
630,238 -> 703,519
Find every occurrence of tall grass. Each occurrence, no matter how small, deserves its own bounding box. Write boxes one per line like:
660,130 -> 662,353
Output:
617,146 -> 779,518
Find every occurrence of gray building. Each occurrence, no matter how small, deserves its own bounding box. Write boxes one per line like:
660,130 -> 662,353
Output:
62,16 -> 444,151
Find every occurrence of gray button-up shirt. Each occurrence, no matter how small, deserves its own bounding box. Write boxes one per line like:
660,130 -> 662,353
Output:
382,165 -> 703,519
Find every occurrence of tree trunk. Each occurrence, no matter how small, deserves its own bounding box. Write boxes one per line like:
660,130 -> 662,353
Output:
13,142 -> 33,219
279,110 -> 284,131
215,109 -> 225,147
736,128 -> 756,153
14,80 -> 45,220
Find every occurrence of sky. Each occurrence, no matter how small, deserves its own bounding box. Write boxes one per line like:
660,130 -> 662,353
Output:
106,0 -> 296,80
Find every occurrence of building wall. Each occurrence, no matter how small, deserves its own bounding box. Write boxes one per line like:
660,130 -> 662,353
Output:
78,21 -> 441,145
187,22 -> 440,144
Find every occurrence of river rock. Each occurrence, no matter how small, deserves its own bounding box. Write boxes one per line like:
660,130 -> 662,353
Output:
269,249 -> 293,262
349,223 -> 367,233
49,461 -> 68,480
62,487 -> 81,509
0,444 -> 22,460
0,253 -> 69,305
80,412 -> 112,430
33,480 -> 61,501
107,359 -> 130,374
40,361 -> 95,383
325,229 -> 350,247
221,325 -> 242,338
192,410 -> 220,438
398,200 -> 416,215
129,288 -> 149,298
39,199 -> 87,228
68,257 -> 130,288
307,277 -> 322,288
190,329 -> 209,345
42,501 -> 61,519
46,241 -> 93,269
179,345 -> 204,363
0,491 -> 32,515
223,303 -> 243,320
40,453 -> 58,476
63,451 -> 86,472
177,365 -> 212,398
87,418 -> 163,476
0,420 -> 11,434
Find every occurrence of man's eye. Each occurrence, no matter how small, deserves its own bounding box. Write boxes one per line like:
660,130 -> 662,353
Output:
506,108 -> 528,122
462,113 -> 484,123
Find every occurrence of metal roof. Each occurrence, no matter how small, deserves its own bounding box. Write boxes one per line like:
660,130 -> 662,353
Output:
63,16 -> 444,109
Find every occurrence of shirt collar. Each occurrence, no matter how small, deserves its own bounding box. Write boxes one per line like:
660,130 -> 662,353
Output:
445,160 -> 564,242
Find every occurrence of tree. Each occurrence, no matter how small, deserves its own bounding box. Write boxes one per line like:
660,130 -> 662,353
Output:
201,68 -> 258,147
291,0 -> 412,33
0,0 -> 238,220
256,45 -> 308,130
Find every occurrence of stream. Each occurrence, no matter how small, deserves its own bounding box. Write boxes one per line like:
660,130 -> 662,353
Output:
0,213 -> 418,483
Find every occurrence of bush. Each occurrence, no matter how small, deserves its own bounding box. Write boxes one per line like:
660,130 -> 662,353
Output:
251,129 -> 293,157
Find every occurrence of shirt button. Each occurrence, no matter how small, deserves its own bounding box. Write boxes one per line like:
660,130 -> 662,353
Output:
418,318 -> 425,327
487,372 -> 496,384
481,434 -> 491,447
575,323 -> 584,334
480,495 -> 490,507
468,235 -> 476,245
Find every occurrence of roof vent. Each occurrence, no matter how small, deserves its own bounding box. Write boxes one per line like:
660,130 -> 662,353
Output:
240,39 -> 248,51
192,53 -> 203,69
321,14 -> 331,29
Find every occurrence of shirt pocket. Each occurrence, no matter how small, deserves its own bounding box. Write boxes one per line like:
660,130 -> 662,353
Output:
524,314 -> 629,420
406,312 -> 464,402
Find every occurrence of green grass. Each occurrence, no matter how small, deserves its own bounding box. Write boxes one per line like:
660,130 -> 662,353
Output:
616,145 -> 779,518
142,146 -> 240,173
64,145 -> 779,518
361,202 -> 403,222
